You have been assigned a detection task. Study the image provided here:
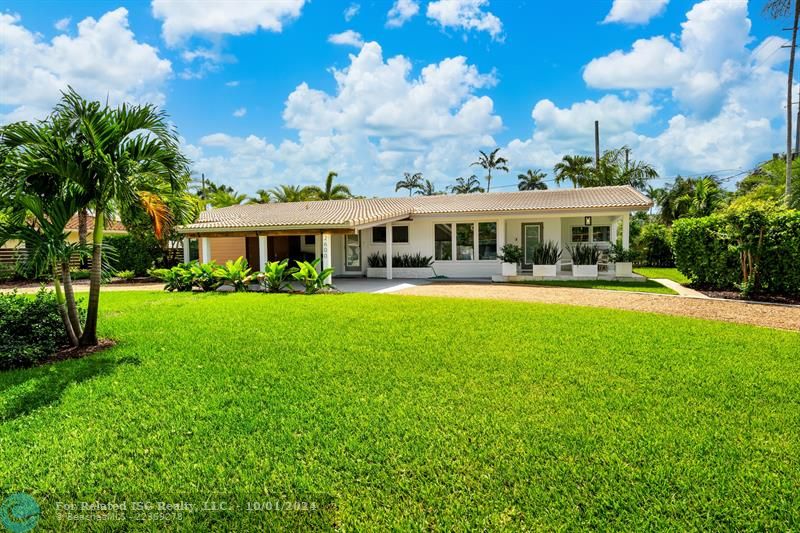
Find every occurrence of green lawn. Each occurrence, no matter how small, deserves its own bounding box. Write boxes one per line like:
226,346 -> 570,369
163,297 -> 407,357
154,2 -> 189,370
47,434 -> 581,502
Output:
634,267 -> 691,285
1,292 -> 798,530
512,278 -> 677,294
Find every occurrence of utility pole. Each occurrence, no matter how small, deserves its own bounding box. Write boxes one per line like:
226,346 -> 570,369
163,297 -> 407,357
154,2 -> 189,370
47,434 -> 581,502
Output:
795,84 -> 800,156
594,120 -> 600,169
624,147 -> 630,172
785,0 -> 800,205
201,173 -> 206,199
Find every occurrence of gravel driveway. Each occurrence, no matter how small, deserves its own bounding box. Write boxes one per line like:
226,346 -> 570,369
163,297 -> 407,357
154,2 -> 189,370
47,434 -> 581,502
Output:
394,282 -> 800,332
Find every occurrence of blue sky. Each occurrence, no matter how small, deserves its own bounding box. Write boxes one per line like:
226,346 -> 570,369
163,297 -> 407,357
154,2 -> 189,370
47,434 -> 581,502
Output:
0,0 -> 792,196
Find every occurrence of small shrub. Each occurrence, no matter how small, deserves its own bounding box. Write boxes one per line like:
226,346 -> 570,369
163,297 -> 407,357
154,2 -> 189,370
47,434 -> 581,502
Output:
608,241 -> 635,263
367,253 -> 386,268
366,253 -> 433,268
292,259 -> 334,294
150,265 -> 194,292
530,241 -> 561,265
70,269 -> 91,280
0,263 -> 16,282
567,243 -> 600,265
188,261 -> 219,292
633,223 -> 674,267
213,257 -> 254,292
498,244 -> 524,264
116,270 -> 135,281
260,259 -> 297,292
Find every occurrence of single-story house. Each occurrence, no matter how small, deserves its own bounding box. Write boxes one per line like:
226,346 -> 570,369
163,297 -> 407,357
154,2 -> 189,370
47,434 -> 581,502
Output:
177,185 -> 652,279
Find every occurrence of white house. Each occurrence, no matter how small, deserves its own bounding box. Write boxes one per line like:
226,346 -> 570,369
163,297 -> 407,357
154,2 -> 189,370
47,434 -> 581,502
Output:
177,185 -> 651,279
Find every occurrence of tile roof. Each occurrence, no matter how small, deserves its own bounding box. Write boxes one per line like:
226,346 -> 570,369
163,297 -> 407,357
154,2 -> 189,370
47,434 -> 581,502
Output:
179,185 -> 651,232
66,214 -> 127,232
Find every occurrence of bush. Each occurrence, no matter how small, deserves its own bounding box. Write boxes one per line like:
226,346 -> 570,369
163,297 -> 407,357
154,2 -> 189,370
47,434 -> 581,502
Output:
530,241 -> 561,265
0,289 -> 81,369
213,257 -> 254,291
566,243 -> 599,265
116,270 -> 135,281
292,259 -> 334,294
150,264 -> 194,292
366,253 -> 433,268
106,235 -> 161,276
497,244 -> 524,265
71,269 -> 91,280
633,223 -> 674,267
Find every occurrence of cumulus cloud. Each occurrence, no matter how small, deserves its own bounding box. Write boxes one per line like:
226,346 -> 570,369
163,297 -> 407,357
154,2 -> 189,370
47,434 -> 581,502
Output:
602,0 -> 669,24
386,0 -> 420,28
344,3 -> 360,21
151,0 -> 306,46
232,107 -> 247,117
0,8 -> 171,123
328,30 -> 364,48
54,17 -> 71,31
426,0 -> 503,40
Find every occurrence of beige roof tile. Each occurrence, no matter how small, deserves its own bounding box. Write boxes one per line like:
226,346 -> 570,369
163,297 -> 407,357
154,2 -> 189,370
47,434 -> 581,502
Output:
180,185 -> 651,232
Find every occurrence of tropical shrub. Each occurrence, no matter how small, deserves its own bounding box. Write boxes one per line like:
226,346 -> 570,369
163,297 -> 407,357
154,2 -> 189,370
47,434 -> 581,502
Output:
498,244 -> 524,264
105,234 -> 162,276
367,253 -> 433,268
150,264 -> 194,292
260,259 -> 297,292
213,257 -> 254,291
188,261 -> 219,292
0,289 -> 84,369
608,241 -> 636,263
116,270 -> 135,281
70,269 -> 91,280
633,222 -> 674,266
530,241 -> 561,265
292,259 -> 334,294
367,252 -> 385,268
567,243 -> 600,265
0,263 -> 15,282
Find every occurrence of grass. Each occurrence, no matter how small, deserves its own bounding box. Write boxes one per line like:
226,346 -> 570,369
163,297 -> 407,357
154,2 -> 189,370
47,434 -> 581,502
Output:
634,267 -> 691,285
511,278 -> 677,294
1,292 -> 799,529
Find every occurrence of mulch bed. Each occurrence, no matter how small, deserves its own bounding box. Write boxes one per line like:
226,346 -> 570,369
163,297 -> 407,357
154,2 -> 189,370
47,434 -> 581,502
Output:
697,289 -> 800,306
45,339 -> 117,365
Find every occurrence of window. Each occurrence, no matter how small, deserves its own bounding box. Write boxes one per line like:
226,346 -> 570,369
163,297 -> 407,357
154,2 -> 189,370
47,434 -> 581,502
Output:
571,226 -> 589,242
593,225 -> 611,242
456,223 -> 474,260
478,222 -> 497,260
434,224 -> 452,260
372,225 -> 409,243
304,235 -> 315,246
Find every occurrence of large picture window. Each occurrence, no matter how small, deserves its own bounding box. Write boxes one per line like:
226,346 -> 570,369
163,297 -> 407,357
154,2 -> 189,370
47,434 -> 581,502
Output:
478,222 -> 497,260
456,223 -> 474,260
434,224 -> 452,260
372,225 -> 409,243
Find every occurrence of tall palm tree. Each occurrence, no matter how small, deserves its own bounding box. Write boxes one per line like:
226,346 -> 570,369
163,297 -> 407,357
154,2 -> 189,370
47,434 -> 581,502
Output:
50,88 -> 189,345
553,155 -> 594,188
415,179 -> 443,196
471,148 -> 509,192
676,176 -> 725,217
251,189 -> 272,204
645,185 -> 665,215
449,175 -> 484,194
592,146 -> 658,189
208,189 -> 248,208
395,172 -> 423,196
268,184 -> 310,202
517,169 -> 548,191
306,171 -> 352,200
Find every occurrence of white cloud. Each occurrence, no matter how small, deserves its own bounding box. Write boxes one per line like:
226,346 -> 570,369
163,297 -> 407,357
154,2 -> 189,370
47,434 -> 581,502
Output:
328,30 -> 364,48
602,0 -> 669,24
426,0 -> 503,40
232,107 -> 247,117
151,0 -> 306,46
344,3 -> 360,21
0,8 -> 172,123
386,0 -> 419,28
54,17 -> 71,31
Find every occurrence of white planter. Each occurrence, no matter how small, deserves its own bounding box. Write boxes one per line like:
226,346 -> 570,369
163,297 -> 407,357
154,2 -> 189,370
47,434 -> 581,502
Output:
572,264 -> 598,278
367,267 -> 434,279
532,264 -> 557,277
614,262 -> 633,277
501,262 -> 518,276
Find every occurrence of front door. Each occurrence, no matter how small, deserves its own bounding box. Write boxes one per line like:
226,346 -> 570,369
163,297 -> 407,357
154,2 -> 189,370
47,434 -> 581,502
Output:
522,223 -> 542,269
344,233 -> 361,272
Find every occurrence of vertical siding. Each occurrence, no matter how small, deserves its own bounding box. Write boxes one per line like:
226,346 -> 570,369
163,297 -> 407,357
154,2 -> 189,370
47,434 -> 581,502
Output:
199,237 -> 246,264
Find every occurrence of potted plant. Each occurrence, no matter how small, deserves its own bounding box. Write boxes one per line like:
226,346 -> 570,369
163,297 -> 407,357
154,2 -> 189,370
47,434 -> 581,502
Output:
530,241 -> 561,277
608,241 -> 635,277
567,243 -> 599,278
498,244 -> 523,276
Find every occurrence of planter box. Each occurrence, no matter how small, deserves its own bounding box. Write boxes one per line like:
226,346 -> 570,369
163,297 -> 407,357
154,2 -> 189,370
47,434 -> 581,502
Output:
614,262 -> 633,277
501,262 -> 518,276
367,267 -> 434,279
572,264 -> 598,278
532,264 -> 557,277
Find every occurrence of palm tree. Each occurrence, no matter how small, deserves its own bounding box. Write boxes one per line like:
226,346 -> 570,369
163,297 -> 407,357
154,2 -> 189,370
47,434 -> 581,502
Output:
449,175 -> 484,194
395,172 -> 423,196
251,189 -> 272,204
208,189 -> 248,208
676,176 -> 725,217
305,171 -> 352,200
49,88 -> 189,345
517,169 -> 548,191
415,179 -> 444,196
553,155 -> 594,188
471,148 -> 509,192
268,184 -> 310,202
645,185 -> 665,215
592,146 -> 658,189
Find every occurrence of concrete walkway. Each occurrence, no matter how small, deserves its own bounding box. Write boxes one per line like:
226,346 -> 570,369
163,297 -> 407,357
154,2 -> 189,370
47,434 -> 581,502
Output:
652,278 -> 710,298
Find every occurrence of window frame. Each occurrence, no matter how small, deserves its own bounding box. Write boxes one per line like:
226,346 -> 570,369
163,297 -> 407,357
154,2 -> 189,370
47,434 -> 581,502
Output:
592,225 -> 611,243
433,221 -> 500,262
371,225 -> 409,244
570,226 -> 590,243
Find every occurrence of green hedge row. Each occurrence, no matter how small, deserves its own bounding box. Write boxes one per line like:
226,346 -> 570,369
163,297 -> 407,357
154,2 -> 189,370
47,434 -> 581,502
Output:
105,235 -> 162,276
673,208 -> 800,295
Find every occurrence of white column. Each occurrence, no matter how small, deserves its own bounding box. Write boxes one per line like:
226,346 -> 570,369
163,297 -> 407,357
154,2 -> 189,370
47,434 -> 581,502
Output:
321,233 -> 332,284
314,234 -> 322,272
610,219 -> 619,246
386,223 -> 393,280
182,237 -> 191,263
622,212 -> 630,250
496,219 -> 505,257
200,237 -> 211,264
258,235 -> 268,270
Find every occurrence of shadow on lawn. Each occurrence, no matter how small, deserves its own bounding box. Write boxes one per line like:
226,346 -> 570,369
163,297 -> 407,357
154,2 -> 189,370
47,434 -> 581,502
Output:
0,353 -> 140,422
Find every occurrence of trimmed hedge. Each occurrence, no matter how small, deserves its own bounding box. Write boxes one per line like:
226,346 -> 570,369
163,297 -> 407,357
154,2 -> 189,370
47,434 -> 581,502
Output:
673,208 -> 800,295
105,235 -> 161,276
633,222 -> 674,267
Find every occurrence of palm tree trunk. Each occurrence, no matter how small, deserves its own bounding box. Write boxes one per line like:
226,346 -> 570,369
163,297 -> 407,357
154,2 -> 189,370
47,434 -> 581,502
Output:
80,210 -> 104,346
61,260 -> 82,338
78,208 -> 89,268
487,170 -> 492,193
53,262 -> 79,347
787,0 -> 800,206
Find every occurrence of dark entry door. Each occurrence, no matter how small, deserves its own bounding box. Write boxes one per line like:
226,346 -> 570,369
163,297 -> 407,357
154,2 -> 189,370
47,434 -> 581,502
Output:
268,236 -> 290,262
245,237 -> 260,269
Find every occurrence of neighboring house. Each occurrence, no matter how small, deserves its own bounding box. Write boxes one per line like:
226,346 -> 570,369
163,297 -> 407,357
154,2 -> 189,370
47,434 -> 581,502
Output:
177,185 -> 651,279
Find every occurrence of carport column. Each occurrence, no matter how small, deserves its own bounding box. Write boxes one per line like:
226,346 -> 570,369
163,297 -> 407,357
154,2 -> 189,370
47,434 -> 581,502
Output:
611,219 -> 619,245
258,235 -> 268,270
622,213 -> 630,250
321,233 -> 332,284
200,237 -> 211,264
182,237 -> 191,263
497,219 -> 505,255
386,222 -> 393,280
314,234 -> 322,273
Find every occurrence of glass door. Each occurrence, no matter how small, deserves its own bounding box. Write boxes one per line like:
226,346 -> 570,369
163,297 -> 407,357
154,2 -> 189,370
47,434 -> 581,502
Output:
522,223 -> 541,269
344,233 -> 361,271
